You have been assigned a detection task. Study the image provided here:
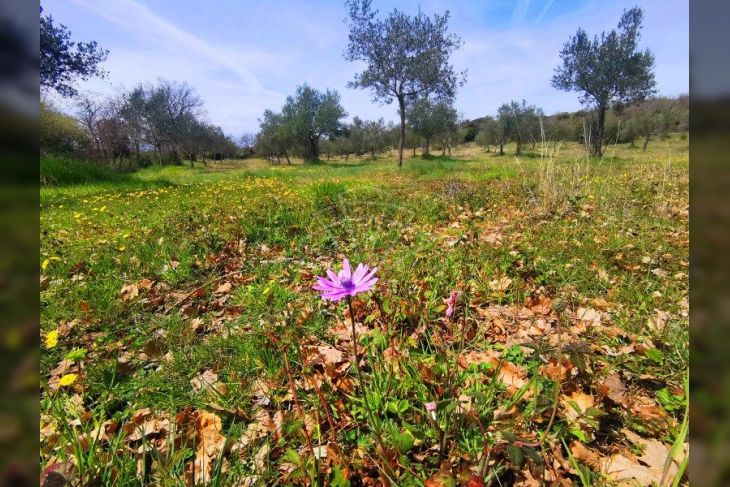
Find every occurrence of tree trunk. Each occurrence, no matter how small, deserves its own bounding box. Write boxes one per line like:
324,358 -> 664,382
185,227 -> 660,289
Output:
516,139 -> 522,155
370,148 -> 375,160
499,143 -> 504,155
412,146 -> 416,156
397,95 -> 406,167
425,136 -> 430,155
447,143 -> 451,156
643,135 -> 650,151
283,149 -> 291,165
594,104 -> 606,157
308,137 -> 319,161
190,154 -> 194,168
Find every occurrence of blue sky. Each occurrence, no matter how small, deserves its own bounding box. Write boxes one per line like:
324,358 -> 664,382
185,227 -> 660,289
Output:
43,0 -> 689,136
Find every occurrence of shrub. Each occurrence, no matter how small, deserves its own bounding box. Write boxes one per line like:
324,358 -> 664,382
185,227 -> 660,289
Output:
40,101 -> 90,156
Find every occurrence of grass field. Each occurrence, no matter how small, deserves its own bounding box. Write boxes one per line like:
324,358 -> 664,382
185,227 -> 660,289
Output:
40,137 -> 688,486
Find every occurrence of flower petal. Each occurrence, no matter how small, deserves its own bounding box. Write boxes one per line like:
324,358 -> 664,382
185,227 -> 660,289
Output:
352,263 -> 367,283
359,267 -> 377,284
341,259 -> 352,280
326,269 -> 340,284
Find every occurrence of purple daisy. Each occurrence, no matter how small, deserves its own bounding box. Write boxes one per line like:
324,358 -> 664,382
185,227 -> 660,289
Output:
313,259 -> 378,302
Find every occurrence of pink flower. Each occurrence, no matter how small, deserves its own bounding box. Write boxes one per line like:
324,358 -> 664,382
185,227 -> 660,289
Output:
425,401 -> 437,420
313,259 -> 378,302
444,290 -> 459,319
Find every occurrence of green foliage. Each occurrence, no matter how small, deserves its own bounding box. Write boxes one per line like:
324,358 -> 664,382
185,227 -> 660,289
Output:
41,155 -> 128,186
497,100 -> 544,155
408,97 -> 458,155
344,0 -> 465,164
40,5 -> 108,97
282,84 -> 347,161
552,7 -> 655,156
258,84 -> 347,161
41,101 -> 90,155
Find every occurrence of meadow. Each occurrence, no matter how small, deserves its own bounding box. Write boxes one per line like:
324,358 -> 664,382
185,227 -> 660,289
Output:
40,138 -> 688,486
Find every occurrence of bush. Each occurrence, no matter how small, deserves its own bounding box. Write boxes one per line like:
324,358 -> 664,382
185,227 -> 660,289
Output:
40,101 -> 90,155
41,155 -> 126,186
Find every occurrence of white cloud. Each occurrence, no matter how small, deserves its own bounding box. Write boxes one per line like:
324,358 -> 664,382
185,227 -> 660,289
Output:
46,0 -> 688,134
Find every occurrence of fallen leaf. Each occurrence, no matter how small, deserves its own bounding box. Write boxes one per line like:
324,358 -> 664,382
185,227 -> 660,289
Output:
601,430 -> 686,486
570,441 -> 601,471
214,282 -> 232,295
575,307 -> 601,327
647,309 -> 671,334
600,372 -> 627,406
120,283 -> 139,301
184,410 -> 227,486
191,369 -> 228,397
561,391 -> 594,427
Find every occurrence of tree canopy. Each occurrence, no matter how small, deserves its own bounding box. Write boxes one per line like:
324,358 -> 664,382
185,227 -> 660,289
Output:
281,84 -> 347,161
344,0 -> 465,165
408,97 -> 458,155
40,6 -> 108,97
552,6 -> 655,156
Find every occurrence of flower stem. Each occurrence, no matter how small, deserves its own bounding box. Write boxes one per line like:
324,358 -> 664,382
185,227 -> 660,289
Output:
346,295 -> 395,479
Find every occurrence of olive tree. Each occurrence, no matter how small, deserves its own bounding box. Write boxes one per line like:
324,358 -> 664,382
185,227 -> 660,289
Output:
344,0 -> 466,166
497,100 -> 543,155
408,97 -> 457,156
281,84 -> 347,161
256,109 -> 294,164
474,116 -> 499,152
552,7 -> 655,157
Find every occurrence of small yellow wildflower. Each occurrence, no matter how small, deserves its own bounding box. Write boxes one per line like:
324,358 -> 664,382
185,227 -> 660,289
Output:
45,330 -> 59,349
58,374 -> 78,387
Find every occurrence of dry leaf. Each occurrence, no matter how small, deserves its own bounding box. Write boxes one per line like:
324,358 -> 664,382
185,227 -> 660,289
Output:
184,410 -> 227,486
575,307 -> 601,327
120,283 -> 139,301
601,429 -> 686,487
570,441 -> 601,471
214,282 -> 232,295
561,391 -> 595,427
191,369 -> 228,397
601,371 -> 627,406
647,309 -> 671,334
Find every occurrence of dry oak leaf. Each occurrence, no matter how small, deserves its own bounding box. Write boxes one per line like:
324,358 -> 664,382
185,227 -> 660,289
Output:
569,441 -> 601,471
600,371 -> 627,406
184,410 -> 227,486
575,307 -> 602,327
120,283 -> 139,301
561,391 -> 595,427
458,350 -> 528,394
214,282 -> 233,295
138,278 -> 154,290
489,276 -> 513,292
191,369 -> 228,397
601,429 -> 686,486
647,309 -> 671,335
124,409 -> 170,443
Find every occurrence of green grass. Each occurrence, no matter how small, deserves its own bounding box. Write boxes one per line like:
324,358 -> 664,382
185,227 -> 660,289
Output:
40,137 -> 689,485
